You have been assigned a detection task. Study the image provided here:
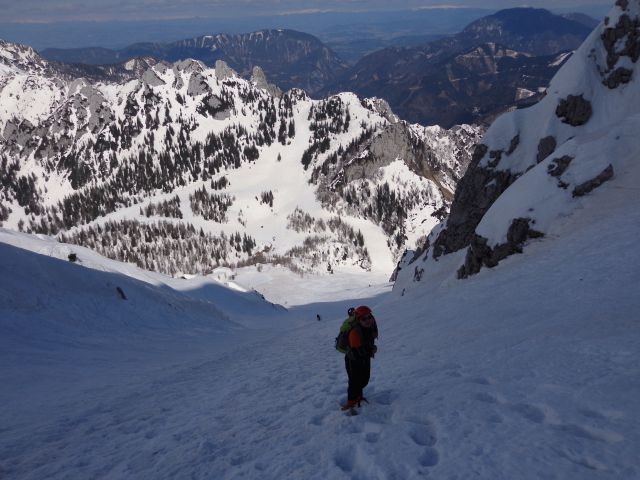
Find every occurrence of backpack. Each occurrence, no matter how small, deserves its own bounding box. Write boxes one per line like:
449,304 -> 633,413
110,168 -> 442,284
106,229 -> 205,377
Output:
335,316 -> 355,353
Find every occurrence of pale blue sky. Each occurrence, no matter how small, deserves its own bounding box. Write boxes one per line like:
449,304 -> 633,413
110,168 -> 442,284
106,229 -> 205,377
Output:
0,0 -> 611,23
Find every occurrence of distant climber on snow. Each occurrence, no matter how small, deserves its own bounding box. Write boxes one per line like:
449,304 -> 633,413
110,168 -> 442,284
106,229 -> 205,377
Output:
335,305 -> 378,411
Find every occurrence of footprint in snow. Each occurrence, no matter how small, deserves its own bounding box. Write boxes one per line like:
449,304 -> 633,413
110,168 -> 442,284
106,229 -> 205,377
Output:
309,414 -> 325,426
365,432 -> 380,443
407,418 -> 438,447
333,449 -> 355,473
419,448 -> 440,467
442,362 -> 464,377
555,423 -> 624,444
510,403 -> 547,424
579,409 -> 607,420
475,392 -> 503,404
487,413 -> 505,424
468,376 -> 496,386
405,416 -> 441,468
361,421 -> 382,444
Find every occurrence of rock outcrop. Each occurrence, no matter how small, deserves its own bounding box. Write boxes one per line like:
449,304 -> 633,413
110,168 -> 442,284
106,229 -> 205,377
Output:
555,94 -> 593,126
393,0 -> 640,284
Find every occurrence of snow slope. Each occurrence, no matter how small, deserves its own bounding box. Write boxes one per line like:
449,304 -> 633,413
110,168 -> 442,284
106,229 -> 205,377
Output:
1,161 -> 639,478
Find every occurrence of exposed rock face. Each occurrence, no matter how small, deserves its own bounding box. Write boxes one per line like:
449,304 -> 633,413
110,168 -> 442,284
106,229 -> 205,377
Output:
214,60 -> 236,81
344,124 -> 434,181
174,59 -> 204,74
333,121 -> 481,198
389,250 -> 412,282
573,164 -> 614,197
600,3 -> 640,88
457,218 -> 544,279
507,134 -> 520,155
0,39 -> 48,73
362,98 -> 399,124
604,67 -> 634,88
250,66 -> 282,98
187,72 -> 212,97
432,144 -> 520,257
537,136 -> 557,163
547,155 -> 574,177
556,94 -> 593,126
142,68 -> 166,87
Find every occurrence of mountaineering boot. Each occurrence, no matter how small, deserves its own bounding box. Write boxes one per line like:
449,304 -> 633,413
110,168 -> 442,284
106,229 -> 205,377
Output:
340,399 -> 358,411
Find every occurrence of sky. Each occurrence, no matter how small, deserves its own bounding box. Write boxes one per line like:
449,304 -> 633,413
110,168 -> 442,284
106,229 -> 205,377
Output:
0,0 -> 612,23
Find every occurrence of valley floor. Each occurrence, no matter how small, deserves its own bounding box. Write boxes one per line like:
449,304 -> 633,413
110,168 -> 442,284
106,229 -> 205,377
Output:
1,183 -> 639,479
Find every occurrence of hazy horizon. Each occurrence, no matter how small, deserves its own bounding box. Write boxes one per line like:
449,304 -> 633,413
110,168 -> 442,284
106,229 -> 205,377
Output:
0,0 -> 612,23
0,3 -> 611,51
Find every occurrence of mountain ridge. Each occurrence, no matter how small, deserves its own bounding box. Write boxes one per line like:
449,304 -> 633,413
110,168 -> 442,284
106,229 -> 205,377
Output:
41,29 -> 348,95
324,8 -> 596,127
0,39 -> 482,277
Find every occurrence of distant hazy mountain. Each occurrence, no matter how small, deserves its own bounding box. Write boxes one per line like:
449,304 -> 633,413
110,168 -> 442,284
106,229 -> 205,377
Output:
324,8 -> 595,127
560,12 -> 600,29
457,7 -> 593,55
41,30 -> 348,94
326,34 -> 446,65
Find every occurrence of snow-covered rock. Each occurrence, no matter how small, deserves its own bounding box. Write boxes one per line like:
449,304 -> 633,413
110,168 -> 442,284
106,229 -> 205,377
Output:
396,0 -> 640,288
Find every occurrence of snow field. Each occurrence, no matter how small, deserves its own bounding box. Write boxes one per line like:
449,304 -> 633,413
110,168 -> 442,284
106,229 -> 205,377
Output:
1,173 -> 639,479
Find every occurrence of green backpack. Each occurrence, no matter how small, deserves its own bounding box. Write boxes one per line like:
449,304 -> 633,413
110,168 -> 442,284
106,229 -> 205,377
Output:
335,315 -> 356,353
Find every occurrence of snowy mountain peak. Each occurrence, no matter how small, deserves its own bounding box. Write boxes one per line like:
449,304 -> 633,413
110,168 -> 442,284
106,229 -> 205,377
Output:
123,56 -> 160,75
250,65 -> 282,97
214,59 -> 237,80
0,39 -> 48,74
0,38 -> 482,278
394,0 -> 640,288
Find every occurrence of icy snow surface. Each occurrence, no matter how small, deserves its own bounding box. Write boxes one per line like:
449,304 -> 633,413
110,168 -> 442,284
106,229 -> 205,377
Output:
1,163 -> 639,479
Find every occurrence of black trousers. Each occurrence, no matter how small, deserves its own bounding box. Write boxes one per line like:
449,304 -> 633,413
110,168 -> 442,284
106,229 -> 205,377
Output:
345,355 -> 371,401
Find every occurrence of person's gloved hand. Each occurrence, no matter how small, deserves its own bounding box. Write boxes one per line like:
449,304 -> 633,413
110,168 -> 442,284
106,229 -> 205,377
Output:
371,345 -> 378,358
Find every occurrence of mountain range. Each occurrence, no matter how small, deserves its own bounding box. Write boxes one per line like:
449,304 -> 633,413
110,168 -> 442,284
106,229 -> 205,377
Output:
39,8 -> 598,128
324,8 -> 597,127
0,39 -> 481,278
41,30 -> 348,95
